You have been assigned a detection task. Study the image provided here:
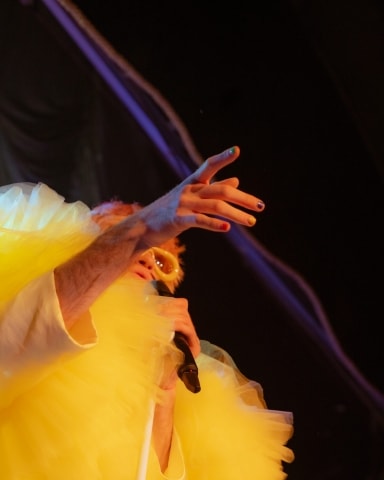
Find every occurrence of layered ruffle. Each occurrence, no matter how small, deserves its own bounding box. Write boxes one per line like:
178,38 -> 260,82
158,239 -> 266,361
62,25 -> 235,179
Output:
0,183 -> 293,479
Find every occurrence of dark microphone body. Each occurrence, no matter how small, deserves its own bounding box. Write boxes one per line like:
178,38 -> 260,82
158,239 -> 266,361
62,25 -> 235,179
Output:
154,280 -> 201,394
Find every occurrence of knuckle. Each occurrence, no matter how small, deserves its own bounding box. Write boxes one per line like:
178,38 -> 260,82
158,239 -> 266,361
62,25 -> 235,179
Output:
213,199 -> 227,215
216,183 -> 231,196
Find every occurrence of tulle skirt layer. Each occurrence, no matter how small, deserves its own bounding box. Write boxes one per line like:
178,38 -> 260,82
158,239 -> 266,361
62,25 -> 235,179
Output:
0,277 -> 175,479
177,349 -> 294,479
0,183 -> 294,479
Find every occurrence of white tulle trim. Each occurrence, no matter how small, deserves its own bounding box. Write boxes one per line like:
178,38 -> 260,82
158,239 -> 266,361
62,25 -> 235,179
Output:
0,182 -> 95,232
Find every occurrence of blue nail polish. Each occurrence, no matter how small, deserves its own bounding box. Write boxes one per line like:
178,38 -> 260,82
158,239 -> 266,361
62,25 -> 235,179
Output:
257,201 -> 265,211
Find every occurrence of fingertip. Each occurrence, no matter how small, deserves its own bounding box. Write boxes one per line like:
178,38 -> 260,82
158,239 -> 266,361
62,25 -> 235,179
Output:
219,177 -> 239,187
226,145 -> 240,158
256,200 -> 265,212
198,147 -> 241,183
219,222 -> 231,232
231,177 -> 240,187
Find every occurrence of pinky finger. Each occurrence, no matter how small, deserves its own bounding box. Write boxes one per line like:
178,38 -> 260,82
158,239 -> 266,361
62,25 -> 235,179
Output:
179,213 -> 232,232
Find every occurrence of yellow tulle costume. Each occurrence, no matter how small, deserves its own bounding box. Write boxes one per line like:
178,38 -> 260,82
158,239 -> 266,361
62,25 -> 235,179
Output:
0,183 -> 294,479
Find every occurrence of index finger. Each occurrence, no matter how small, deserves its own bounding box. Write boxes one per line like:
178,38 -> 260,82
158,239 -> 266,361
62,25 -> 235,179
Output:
192,146 -> 240,184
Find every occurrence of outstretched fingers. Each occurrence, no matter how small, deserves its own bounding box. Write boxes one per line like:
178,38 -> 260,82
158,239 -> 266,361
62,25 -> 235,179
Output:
188,182 -> 264,211
191,146 -> 241,185
137,145 -> 266,244
174,146 -> 266,232
178,199 -> 258,230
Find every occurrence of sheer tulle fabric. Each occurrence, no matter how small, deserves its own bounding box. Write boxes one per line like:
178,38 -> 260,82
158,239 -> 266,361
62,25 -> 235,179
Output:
0,183 -> 293,479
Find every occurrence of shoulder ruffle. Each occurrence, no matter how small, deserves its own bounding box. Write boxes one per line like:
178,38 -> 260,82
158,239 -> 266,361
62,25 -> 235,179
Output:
0,183 -> 99,305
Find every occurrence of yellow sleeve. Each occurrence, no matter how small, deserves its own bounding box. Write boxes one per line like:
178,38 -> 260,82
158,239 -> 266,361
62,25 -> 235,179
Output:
0,271 -> 97,376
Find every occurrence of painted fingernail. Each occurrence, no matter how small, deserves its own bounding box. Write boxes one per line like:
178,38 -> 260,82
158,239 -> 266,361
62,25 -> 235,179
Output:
220,222 -> 230,231
248,216 -> 256,226
257,200 -> 265,211
227,146 -> 236,156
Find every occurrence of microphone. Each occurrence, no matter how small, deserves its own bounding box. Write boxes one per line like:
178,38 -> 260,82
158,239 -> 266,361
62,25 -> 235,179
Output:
154,280 -> 201,394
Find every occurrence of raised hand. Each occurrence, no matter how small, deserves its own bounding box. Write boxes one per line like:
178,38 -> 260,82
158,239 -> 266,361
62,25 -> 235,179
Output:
55,146 -> 265,327
136,146 -> 265,247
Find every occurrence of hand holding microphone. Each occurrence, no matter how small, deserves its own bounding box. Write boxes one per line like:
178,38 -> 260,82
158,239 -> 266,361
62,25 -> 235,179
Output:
154,280 -> 201,394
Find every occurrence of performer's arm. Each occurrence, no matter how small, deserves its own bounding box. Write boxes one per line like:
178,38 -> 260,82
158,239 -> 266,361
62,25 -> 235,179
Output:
54,146 -> 264,331
151,295 -> 199,472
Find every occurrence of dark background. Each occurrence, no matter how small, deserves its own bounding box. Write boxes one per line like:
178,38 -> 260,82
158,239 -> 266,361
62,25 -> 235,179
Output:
0,1 -> 383,479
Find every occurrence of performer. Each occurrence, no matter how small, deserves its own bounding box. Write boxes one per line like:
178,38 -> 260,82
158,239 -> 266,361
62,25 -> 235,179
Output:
0,146 -> 293,479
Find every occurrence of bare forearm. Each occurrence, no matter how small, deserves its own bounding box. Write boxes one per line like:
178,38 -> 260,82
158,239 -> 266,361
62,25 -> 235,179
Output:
54,218 -> 147,328
152,387 -> 176,472
54,145 -> 264,331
